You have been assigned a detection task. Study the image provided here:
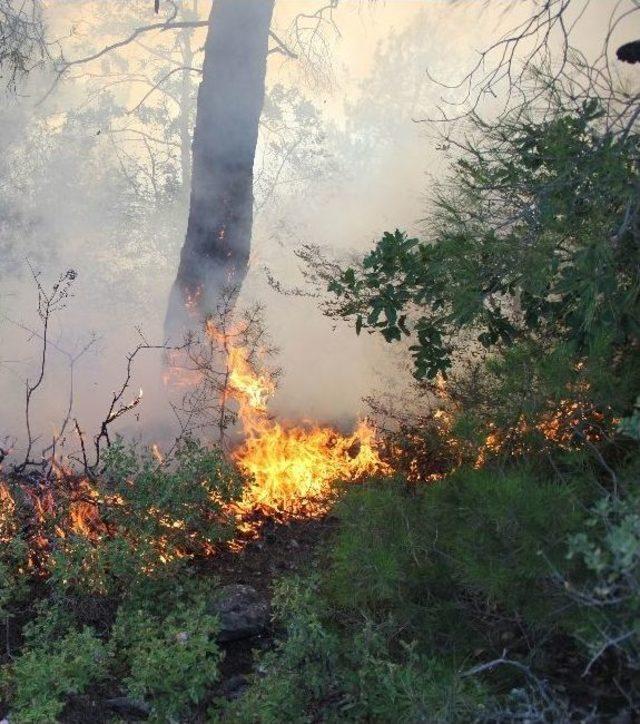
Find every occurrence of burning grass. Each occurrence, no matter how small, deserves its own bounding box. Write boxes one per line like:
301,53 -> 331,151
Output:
0,306 -> 390,577
0,312 -> 615,577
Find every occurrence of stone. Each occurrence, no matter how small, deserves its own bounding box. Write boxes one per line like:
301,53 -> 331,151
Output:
105,696 -> 151,718
211,584 -> 269,642
218,674 -> 250,700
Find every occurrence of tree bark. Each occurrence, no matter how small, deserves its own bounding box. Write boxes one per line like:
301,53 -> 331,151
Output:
166,0 -> 275,337
178,20 -> 194,197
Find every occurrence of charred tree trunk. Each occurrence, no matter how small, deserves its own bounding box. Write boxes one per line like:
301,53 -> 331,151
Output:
166,0 -> 275,337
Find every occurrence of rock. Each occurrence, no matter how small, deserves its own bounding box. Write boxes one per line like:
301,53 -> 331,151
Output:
211,584 -> 269,642
105,696 -> 151,718
218,674 -> 249,700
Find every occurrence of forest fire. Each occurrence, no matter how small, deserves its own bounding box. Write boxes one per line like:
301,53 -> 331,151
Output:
235,419 -> 388,514
0,480 -> 16,544
206,320 -> 390,516
0,332 -> 612,575
0,318 -> 390,572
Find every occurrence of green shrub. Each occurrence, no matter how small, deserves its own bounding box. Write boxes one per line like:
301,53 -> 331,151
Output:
324,100 -> 640,419
2,576 -> 223,722
0,438 -> 242,721
49,437 -> 242,597
0,536 -> 29,619
426,467 -> 585,621
4,627 -> 107,723
566,490 -> 640,673
0,485 -> 31,622
329,468 -> 587,640
101,435 -> 242,555
111,590 -> 222,721
226,464 -> 638,720
222,576 -> 483,723
328,481 -> 421,611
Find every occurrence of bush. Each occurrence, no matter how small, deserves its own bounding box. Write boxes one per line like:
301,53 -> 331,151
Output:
3,627 -> 107,723
2,575 -> 224,722
0,537 -> 29,621
314,95 -> 639,475
329,468 -> 587,638
49,437 -> 242,597
111,590 -> 222,720
0,439 -> 241,721
324,100 -> 640,416
222,576 -> 483,723
228,460 -> 640,719
566,489 -> 640,674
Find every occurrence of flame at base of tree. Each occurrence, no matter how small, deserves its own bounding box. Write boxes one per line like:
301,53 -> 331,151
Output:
0,314 -> 390,574
206,320 -> 390,516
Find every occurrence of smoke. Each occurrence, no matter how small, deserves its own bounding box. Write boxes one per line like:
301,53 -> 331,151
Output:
0,0 -> 623,461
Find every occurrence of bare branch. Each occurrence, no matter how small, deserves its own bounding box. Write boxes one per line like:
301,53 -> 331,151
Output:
13,265 -> 77,473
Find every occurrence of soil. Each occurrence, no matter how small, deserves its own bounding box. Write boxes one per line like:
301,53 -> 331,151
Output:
58,511 -> 337,723
208,511 -> 336,687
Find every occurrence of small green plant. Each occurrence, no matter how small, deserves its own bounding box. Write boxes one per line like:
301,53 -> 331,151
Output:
222,576 -> 482,723
0,536 -> 29,619
4,627 -> 107,723
49,438 -> 242,596
111,593 -> 222,720
566,490 -> 640,673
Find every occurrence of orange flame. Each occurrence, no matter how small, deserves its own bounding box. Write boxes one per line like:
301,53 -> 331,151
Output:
205,323 -> 390,516
0,481 -> 16,544
234,419 -> 388,513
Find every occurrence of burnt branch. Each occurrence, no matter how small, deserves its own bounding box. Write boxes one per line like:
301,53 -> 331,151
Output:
1,311 -> 97,474
13,266 -> 77,474
93,335 -> 170,470
166,287 -> 279,448
74,419 -> 90,477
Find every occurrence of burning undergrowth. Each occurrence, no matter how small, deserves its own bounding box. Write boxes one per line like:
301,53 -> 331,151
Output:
163,290 -> 390,518
0,278 -> 617,590
0,282 -> 625,723
0,285 -> 391,578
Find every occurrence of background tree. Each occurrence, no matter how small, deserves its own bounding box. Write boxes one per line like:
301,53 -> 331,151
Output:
0,0 -> 46,90
165,0 -> 276,336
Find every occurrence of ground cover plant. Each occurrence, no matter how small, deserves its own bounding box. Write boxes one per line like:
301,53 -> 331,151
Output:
0,440 -> 240,722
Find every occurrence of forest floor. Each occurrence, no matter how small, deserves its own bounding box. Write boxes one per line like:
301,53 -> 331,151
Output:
61,511 -> 336,723
210,511 -> 336,692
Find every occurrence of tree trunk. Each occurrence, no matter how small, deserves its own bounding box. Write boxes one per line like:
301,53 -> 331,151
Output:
178,21 -> 194,197
166,0 -> 275,337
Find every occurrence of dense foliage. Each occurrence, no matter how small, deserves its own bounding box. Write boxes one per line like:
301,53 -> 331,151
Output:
232,92 -> 640,719
327,100 -> 640,419
0,442 -> 239,722
227,464 -> 639,721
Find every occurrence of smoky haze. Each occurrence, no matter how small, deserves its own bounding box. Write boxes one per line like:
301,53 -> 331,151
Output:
0,0 -> 622,461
